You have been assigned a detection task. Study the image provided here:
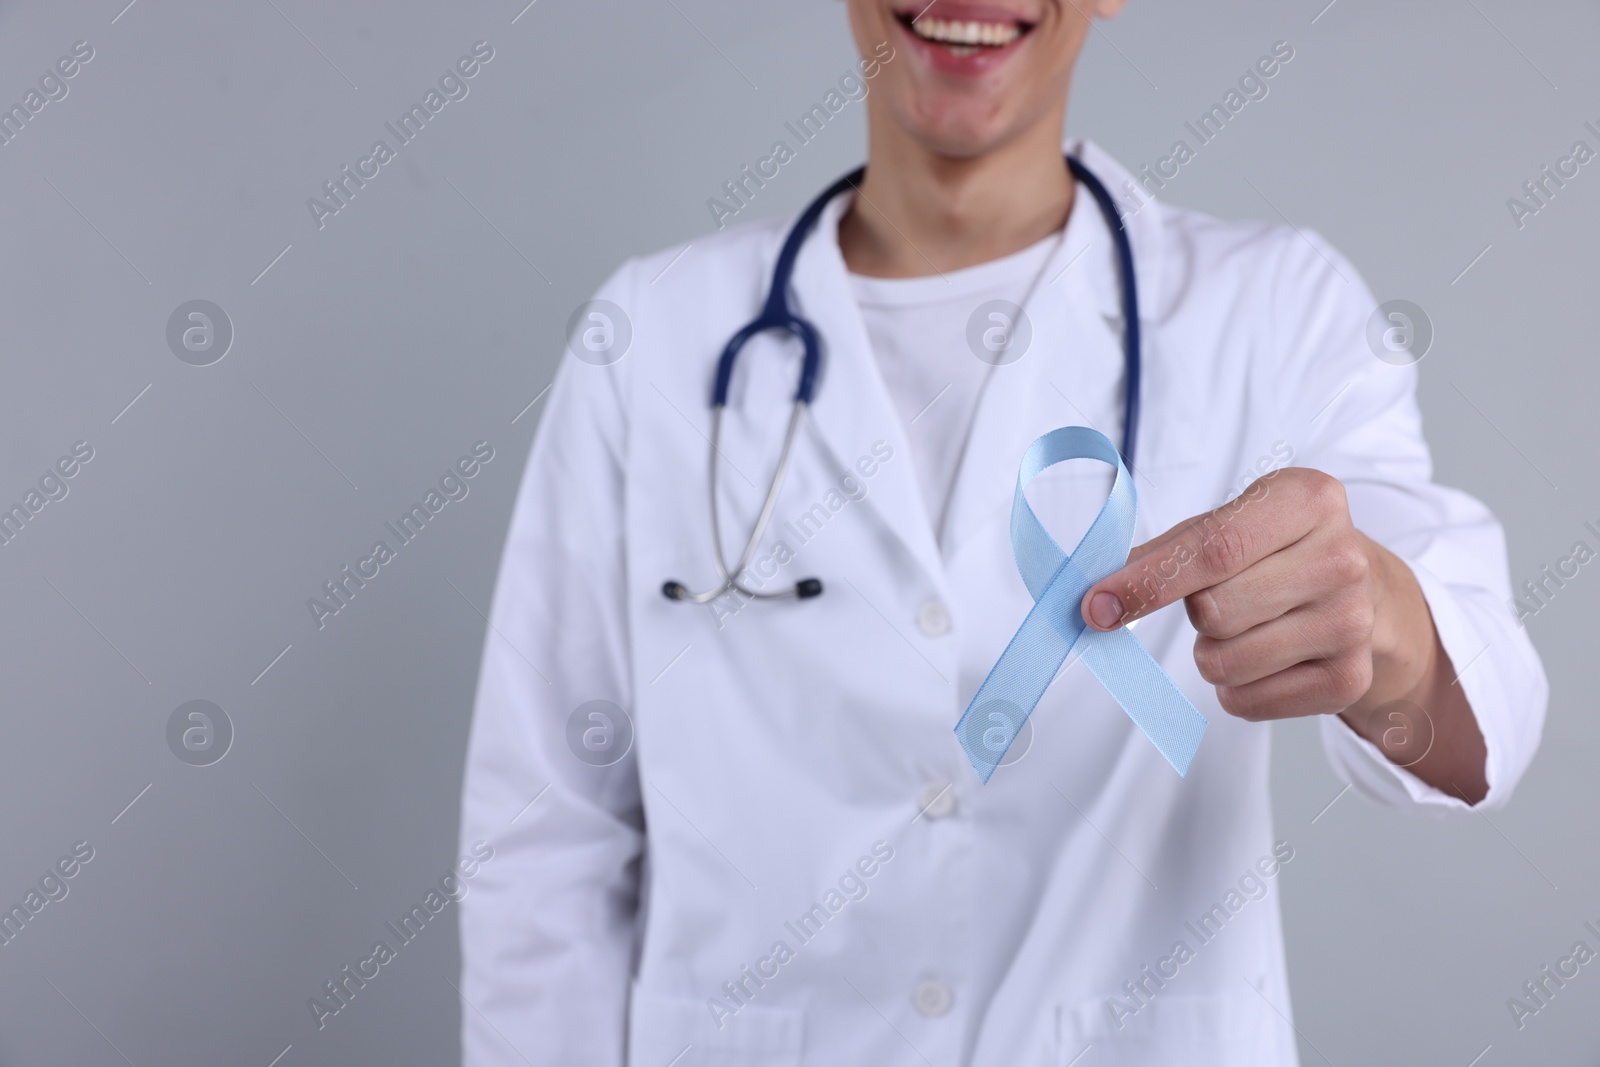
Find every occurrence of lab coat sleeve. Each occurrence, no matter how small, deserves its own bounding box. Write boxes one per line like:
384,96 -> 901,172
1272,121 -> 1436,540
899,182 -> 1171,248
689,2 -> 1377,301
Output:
459,261 -> 643,1064
1263,228 -> 1546,813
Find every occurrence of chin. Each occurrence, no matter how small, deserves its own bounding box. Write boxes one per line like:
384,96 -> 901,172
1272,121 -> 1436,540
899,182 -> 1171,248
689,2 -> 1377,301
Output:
899,103 -> 1014,160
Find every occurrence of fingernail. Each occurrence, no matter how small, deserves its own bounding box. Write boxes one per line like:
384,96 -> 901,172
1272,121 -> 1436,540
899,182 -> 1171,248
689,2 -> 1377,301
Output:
1088,591 -> 1124,630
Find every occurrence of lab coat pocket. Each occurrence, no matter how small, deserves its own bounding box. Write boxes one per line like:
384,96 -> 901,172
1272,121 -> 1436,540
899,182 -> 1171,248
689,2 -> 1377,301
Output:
1055,990 -> 1285,1067
627,982 -> 804,1067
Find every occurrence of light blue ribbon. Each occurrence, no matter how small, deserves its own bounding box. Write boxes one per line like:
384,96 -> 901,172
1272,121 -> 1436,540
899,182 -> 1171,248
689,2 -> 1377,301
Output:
955,426 -> 1207,783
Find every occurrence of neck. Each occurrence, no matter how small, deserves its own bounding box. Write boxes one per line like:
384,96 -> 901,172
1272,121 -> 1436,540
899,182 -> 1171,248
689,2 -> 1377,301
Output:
838,106 -> 1074,278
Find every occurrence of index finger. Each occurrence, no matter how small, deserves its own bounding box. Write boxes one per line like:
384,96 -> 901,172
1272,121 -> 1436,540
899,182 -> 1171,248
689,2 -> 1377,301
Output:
1079,476 -> 1312,632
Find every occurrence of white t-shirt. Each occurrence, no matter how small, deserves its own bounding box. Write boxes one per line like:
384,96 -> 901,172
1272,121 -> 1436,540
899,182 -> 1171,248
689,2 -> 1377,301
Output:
848,227 -> 1064,545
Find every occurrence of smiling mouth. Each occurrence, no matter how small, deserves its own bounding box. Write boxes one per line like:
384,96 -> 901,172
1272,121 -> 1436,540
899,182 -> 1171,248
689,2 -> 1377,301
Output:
897,10 -> 1033,56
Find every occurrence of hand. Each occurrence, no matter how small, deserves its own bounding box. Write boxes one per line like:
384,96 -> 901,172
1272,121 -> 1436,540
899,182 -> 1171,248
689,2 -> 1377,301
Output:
1078,467 -> 1487,800
1081,468 -> 1377,718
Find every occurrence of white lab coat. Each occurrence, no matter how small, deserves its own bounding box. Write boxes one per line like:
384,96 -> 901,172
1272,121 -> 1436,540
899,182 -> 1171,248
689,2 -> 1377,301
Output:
458,140 -> 1545,1066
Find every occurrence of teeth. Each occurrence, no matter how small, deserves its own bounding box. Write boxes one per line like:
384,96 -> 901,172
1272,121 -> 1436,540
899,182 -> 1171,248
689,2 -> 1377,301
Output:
909,16 -> 1021,48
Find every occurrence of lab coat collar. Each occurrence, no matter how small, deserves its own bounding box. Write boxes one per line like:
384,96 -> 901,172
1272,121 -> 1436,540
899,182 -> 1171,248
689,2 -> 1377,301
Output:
785,139 -> 1167,589
942,138 -> 1170,561
791,187 -> 951,596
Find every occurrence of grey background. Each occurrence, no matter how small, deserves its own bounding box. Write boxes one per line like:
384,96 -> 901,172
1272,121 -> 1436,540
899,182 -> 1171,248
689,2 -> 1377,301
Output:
0,0 -> 1594,1064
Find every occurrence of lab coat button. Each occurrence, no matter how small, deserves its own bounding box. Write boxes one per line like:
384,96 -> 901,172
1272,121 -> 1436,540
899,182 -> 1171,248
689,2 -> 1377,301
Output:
912,979 -> 953,1017
916,599 -> 952,637
917,782 -> 957,819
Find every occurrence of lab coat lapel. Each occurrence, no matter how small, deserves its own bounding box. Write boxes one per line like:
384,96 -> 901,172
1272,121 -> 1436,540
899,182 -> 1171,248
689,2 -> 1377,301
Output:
789,192 -> 948,593
941,139 -> 1168,561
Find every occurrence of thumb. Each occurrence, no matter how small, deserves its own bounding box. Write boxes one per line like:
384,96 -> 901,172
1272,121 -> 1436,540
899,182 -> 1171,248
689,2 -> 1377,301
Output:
1081,579 -> 1130,633
1078,529 -> 1183,632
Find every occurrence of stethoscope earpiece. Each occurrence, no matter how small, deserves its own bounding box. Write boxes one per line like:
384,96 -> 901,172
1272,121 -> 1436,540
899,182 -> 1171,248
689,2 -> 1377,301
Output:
660,576 -> 824,603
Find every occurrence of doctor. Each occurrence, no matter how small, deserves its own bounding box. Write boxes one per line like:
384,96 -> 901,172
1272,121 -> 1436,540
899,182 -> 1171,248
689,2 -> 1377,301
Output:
460,0 -> 1545,1064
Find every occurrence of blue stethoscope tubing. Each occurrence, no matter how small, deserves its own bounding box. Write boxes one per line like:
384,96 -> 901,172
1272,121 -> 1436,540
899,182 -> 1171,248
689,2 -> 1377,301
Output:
662,155 -> 1141,605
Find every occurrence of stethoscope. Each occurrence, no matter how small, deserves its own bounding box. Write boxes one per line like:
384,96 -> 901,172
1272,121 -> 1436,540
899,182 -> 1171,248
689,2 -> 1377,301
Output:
663,155 -> 1141,605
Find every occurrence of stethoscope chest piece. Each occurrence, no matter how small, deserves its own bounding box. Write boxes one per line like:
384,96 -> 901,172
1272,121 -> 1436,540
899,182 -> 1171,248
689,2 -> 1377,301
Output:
660,397 -> 825,604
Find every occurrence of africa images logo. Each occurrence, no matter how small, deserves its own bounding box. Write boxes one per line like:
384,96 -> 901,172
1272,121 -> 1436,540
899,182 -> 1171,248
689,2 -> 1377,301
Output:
1105,842 -> 1295,1030
706,840 -> 895,1030
705,42 -> 896,231
305,441 -> 495,630
305,41 -> 495,230
0,40 -> 94,154
307,841 -> 495,1030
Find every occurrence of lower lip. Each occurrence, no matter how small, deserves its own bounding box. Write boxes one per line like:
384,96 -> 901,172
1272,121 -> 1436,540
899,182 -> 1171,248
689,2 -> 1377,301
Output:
895,17 -> 1029,76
